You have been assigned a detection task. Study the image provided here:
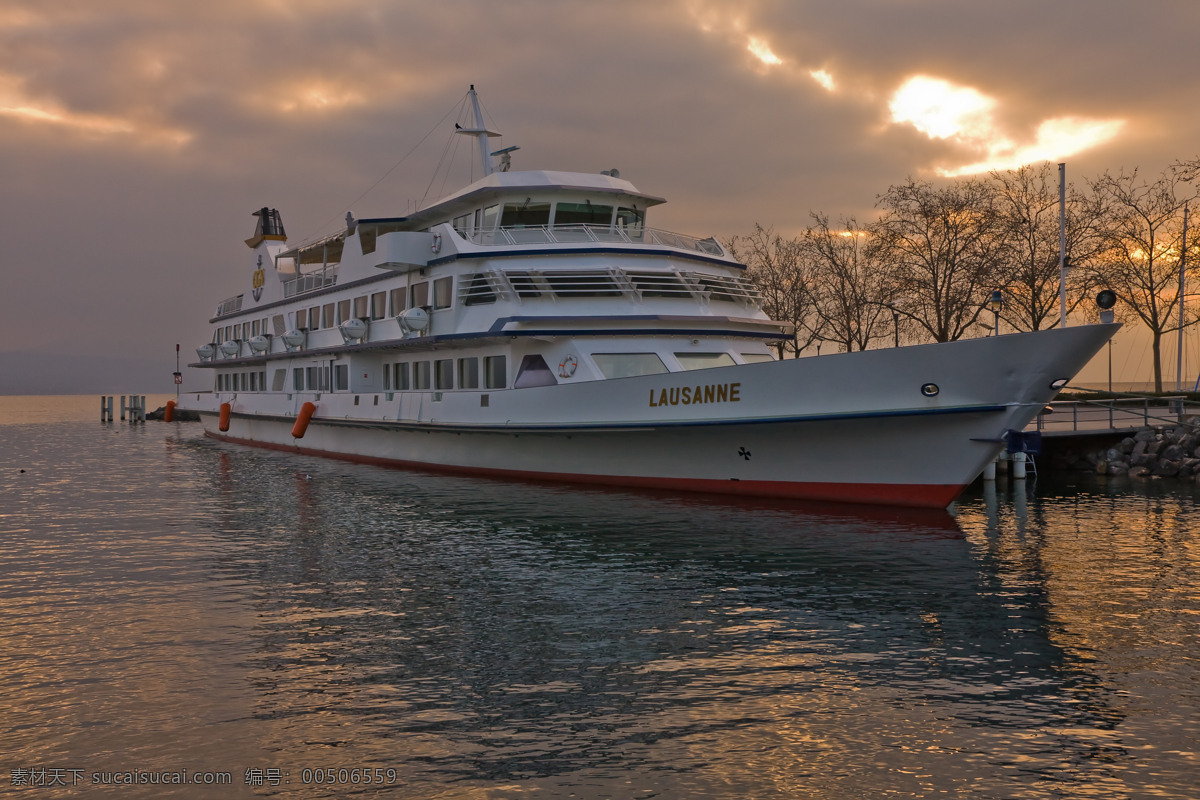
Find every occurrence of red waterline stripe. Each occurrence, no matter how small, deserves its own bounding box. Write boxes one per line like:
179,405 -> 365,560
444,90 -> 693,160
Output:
205,432 -> 965,509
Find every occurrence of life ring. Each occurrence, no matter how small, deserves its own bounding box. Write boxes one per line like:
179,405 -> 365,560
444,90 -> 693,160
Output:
431,232 -> 442,254
558,354 -> 578,378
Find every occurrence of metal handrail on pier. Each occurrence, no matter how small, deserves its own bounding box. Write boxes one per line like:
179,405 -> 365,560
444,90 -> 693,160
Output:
1030,395 -> 1198,434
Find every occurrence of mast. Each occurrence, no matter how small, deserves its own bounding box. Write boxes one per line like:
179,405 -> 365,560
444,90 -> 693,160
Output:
456,85 -> 501,178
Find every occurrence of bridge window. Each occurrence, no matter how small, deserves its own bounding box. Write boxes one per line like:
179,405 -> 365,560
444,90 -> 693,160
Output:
675,353 -> 736,370
554,201 -> 613,226
500,200 -> 551,228
591,353 -> 668,379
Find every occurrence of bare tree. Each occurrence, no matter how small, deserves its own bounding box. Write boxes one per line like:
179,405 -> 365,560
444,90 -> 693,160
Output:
727,225 -> 821,357
989,163 -> 1102,332
1086,165 -> 1200,392
872,177 -> 1009,342
804,213 -> 894,351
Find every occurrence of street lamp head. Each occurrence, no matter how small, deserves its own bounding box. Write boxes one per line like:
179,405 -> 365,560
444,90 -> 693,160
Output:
988,290 -> 1003,312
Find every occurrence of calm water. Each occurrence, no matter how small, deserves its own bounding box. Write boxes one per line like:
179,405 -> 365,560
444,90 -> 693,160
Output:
1,396 -> 1197,799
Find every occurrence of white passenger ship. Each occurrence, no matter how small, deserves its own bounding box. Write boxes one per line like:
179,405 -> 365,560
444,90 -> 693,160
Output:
179,87 -> 1116,508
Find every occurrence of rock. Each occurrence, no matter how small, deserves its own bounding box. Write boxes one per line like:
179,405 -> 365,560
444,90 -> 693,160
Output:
1182,457 -> 1200,474
1130,465 -> 1152,478
1163,444 -> 1185,461
1119,437 -> 1136,454
1134,429 -> 1156,443
1106,448 -> 1123,461
1132,441 -> 1149,459
1096,461 -> 1109,475
1146,439 -> 1167,457
1107,463 -> 1129,475
1132,453 -> 1155,467
148,405 -> 200,422
1154,460 -> 1181,477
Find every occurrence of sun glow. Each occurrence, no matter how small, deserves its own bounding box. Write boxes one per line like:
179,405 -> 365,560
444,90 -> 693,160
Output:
889,75 -> 1125,176
809,69 -> 835,91
0,79 -> 190,146
276,81 -> 365,113
889,76 -> 994,141
747,37 -> 783,67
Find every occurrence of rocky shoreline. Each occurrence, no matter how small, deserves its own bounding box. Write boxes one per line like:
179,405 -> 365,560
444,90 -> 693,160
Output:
1051,422 -> 1200,481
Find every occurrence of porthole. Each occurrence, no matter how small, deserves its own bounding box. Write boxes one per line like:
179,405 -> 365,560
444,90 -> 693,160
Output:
921,383 -> 940,397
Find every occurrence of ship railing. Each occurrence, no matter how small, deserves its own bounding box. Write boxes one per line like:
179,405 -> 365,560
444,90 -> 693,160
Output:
457,266 -> 762,307
283,267 -> 339,298
1030,395 -> 1199,433
464,224 -> 726,257
215,295 -> 243,316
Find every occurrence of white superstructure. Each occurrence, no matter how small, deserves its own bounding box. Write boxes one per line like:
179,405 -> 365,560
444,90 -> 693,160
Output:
179,87 -> 1117,508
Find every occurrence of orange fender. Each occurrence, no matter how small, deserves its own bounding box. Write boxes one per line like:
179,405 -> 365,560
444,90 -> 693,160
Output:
164,400 -> 176,422
292,402 -> 316,439
218,402 -> 231,432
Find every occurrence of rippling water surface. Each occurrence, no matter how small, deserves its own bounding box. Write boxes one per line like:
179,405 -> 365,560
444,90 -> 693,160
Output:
1,396 -> 1197,798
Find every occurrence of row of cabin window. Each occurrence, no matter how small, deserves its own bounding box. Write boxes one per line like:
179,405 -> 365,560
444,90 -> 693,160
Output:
295,278 -> 454,331
215,318 -> 271,343
451,201 -> 645,234
289,365 -> 355,392
384,356 -> 507,391
218,371 -> 267,392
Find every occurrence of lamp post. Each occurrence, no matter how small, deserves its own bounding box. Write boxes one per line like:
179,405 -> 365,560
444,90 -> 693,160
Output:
988,290 -> 1003,337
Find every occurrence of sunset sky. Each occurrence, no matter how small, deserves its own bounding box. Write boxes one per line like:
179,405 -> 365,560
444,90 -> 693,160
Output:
3,0 -> 1199,393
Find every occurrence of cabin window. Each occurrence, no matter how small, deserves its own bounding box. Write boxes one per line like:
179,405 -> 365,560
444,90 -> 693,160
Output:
435,359 -> 454,390
554,201 -> 614,226
308,307 -> 320,330
389,287 -> 406,316
322,303 -> 335,329
394,362 -> 410,390
413,361 -> 431,390
616,206 -> 644,238
411,281 -> 430,309
513,354 -> 557,388
354,295 -> 369,319
272,370 -> 286,391
675,353 -> 736,370
484,355 -> 507,389
252,320 -> 260,337
591,353 -> 668,379
337,299 -> 351,324
458,357 -> 479,389
500,200 -> 551,228
741,353 -> 776,364
293,369 -> 304,390
371,292 -> 387,320
481,204 -> 500,231
453,213 -> 471,235
306,366 -> 319,390
463,273 -> 497,305
334,365 -> 349,391
433,277 -> 453,309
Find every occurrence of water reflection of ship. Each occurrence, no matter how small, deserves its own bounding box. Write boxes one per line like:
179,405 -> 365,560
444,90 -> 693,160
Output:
184,431 -> 1123,786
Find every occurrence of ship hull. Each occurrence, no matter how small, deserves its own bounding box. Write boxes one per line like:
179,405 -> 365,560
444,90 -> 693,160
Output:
186,324 -> 1117,509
